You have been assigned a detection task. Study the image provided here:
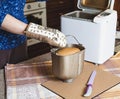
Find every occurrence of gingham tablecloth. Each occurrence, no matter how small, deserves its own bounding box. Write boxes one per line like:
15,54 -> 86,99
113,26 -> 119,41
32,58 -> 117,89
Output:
5,61 -> 62,99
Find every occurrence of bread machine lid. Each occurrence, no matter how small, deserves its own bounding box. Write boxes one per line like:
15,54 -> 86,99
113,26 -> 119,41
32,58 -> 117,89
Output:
77,0 -> 114,11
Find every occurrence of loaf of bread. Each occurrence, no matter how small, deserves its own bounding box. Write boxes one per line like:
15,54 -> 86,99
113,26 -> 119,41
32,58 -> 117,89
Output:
56,47 -> 80,56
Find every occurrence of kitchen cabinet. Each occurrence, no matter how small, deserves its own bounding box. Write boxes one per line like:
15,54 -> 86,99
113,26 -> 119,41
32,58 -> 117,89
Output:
114,0 -> 120,30
46,0 -> 76,30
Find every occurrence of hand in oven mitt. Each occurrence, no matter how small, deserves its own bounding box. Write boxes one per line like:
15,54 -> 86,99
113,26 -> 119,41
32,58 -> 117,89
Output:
24,22 -> 67,47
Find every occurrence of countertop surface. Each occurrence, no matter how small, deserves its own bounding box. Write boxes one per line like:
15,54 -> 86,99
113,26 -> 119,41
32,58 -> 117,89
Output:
0,52 -> 120,99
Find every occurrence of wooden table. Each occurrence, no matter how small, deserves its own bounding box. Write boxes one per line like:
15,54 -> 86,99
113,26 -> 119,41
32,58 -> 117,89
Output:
20,52 -> 120,99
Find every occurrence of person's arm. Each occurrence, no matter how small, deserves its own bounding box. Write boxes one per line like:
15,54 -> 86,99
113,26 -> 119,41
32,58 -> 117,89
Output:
1,14 -> 27,35
0,14 -> 66,47
0,1 -> 66,47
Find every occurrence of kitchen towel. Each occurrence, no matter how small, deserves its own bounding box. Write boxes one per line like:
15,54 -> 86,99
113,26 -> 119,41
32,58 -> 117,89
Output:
5,61 -> 62,99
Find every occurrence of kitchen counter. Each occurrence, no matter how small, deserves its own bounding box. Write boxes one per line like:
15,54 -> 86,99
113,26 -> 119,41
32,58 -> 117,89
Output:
0,52 -> 120,99
20,53 -> 120,98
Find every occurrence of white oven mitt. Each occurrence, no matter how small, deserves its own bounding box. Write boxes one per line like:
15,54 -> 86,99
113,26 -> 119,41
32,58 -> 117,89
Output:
24,22 -> 67,47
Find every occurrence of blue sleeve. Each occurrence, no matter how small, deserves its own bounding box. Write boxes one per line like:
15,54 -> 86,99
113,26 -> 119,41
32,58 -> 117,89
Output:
0,4 -> 7,26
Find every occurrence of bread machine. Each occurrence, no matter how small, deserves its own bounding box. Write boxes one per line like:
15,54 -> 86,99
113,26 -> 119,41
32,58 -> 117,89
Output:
61,0 -> 117,64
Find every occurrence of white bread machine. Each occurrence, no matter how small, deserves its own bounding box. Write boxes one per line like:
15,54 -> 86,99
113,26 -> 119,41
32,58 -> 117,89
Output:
61,0 -> 117,64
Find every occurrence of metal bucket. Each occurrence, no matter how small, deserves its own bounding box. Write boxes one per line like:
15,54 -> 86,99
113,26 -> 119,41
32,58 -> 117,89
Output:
51,35 -> 85,83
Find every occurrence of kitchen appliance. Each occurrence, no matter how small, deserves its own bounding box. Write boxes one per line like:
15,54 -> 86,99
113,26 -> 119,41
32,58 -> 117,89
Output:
26,0 -> 36,3
24,1 -> 46,27
61,0 -> 117,64
24,1 -> 47,46
51,43 -> 85,83
26,0 -> 46,3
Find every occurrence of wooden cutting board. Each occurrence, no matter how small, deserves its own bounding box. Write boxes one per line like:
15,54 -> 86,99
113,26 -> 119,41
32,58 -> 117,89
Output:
42,62 -> 120,99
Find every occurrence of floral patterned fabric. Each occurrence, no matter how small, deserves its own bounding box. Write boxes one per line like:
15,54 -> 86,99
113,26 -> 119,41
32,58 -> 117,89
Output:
0,0 -> 27,50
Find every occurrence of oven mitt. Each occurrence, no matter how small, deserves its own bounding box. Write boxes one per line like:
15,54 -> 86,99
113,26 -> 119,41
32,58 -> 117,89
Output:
24,22 -> 67,47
